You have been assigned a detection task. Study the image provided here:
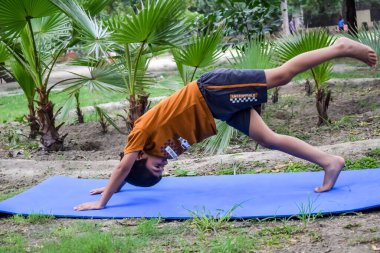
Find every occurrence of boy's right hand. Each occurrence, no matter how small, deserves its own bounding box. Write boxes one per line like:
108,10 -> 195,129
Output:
74,200 -> 105,211
90,187 -> 105,195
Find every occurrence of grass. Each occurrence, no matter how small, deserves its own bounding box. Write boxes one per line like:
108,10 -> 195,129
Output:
296,195 -> 323,226
186,206 -> 238,234
0,80 -> 177,123
11,214 -> 54,224
0,189 -> 25,202
329,115 -> 356,130
0,233 -> 25,253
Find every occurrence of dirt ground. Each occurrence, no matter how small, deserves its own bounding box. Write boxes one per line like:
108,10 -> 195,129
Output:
0,76 -> 379,252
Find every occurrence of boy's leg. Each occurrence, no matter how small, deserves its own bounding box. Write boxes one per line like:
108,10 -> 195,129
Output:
248,109 -> 344,192
264,37 -> 377,89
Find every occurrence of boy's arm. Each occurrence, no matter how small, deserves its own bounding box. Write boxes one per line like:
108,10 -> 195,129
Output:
73,151 -> 139,211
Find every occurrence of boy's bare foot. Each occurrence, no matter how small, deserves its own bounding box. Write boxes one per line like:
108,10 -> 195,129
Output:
334,37 -> 377,67
314,156 -> 345,193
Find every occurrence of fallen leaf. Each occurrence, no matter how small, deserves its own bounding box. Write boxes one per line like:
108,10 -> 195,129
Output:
372,245 -> 380,251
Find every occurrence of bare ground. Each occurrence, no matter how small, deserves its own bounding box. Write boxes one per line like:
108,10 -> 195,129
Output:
0,77 -> 379,252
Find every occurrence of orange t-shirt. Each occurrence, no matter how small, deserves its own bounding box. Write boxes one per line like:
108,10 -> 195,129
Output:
124,81 -> 216,159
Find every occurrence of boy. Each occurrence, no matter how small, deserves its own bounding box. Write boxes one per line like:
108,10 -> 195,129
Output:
74,38 -> 377,211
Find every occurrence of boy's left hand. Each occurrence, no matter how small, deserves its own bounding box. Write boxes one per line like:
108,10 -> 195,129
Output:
74,200 -> 105,211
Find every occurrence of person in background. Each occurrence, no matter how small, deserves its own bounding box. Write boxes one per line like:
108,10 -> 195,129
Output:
338,16 -> 345,32
289,16 -> 296,35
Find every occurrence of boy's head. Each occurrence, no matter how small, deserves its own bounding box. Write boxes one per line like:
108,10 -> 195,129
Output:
121,151 -> 167,187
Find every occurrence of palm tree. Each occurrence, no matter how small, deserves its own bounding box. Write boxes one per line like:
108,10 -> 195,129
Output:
275,30 -> 336,125
51,0 -> 189,131
48,0 -> 122,125
0,0 -> 73,150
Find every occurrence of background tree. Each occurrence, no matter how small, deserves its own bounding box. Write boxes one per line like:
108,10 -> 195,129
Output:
288,0 -> 342,28
0,0 -> 73,150
52,0 -> 189,132
281,0 -> 290,35
190,0 -> 282,47
345,0 -> 358,36
275,30 -> 335,126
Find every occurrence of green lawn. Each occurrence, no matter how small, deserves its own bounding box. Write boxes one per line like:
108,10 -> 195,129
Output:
0,75 -> 181,123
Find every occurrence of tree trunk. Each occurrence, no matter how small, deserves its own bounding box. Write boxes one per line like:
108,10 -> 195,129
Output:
316,88 -> 331,126
281,0 -> 290,35
37,88 -> 66,151
271,87 -> 280,103
75,92 -> 84,124
345,0 -> 357,36
305,79 -> 312,96
26,102 -> 39,139
127,94 -> 149,132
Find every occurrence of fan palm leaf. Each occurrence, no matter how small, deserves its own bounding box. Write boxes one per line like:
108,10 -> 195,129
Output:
112,0 -> 188,46
32,14 -> 71,49
275,30 -> 335,89
0,42 -> 10,62
80,0 -> 113,17
0,0 -> 59,38
61,60 -> 127,95
172,28 -> 223,85
0,42 -> 13,81
231,39 -> 275,70
174,28 -> 223,69
49,0 -> 112,58
10,60 -> 36,100
200,120 -> 237,155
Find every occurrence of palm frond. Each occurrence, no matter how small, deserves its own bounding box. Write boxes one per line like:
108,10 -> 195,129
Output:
32,14 -> 71,45
49,0 -> 112,58
174,28 -> 223,69
0,42 -> 11,62
275,30 -> 335,89
62,61 -> 127,95
57,94 -> 76,122
80,0 -> 113,17
18,27 -> 42,87
94,105 -> 124,134
113,0 -> 188,46
171,47 -> 189,85
10,60 -> 36,100
199,120 -> 238,155
0,0 -> 59,38
231,39 -> 276,70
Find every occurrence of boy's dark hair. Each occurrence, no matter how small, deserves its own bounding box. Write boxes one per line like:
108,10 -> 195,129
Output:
119,152 -> 162,187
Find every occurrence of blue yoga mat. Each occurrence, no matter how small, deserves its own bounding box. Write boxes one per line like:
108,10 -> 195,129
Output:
0,168 -> 379,219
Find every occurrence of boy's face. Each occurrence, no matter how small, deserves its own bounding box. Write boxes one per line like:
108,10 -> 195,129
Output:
140,153 -> 168,177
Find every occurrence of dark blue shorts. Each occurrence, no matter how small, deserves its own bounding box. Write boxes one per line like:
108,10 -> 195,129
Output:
197,68 -> 268,136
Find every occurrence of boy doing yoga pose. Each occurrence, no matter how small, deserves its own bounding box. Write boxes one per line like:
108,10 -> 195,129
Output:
74,38 -> 377,211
